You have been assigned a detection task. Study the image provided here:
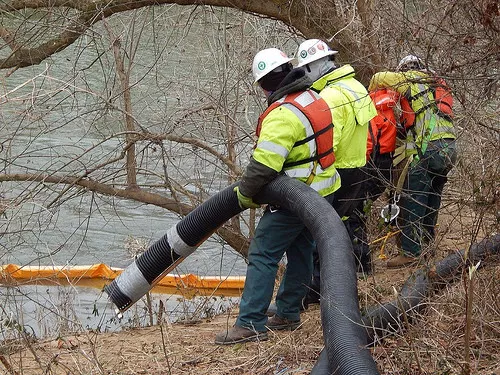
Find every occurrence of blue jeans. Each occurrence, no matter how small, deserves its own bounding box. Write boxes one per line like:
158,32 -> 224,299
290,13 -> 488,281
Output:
398,139 -> 457,256
236,206 -> 316,332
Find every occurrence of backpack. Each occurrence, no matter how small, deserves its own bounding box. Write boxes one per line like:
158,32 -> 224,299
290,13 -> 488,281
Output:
367,89 -> 415,160
408,75 -> 454,124
434,77 -> 454,120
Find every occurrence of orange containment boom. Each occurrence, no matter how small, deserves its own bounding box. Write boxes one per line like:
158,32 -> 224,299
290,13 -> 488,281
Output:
0,263 -> 245,297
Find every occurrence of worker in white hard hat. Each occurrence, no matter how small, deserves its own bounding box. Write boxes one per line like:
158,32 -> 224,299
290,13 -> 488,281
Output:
215,47 -> 341,345
296,39 -> 377,305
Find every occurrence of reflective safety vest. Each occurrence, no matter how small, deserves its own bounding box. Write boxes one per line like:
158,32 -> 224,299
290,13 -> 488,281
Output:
406,76 -> 454,123
368,70 -> 455,161
403,74 -> 455,158
367,89 -> 414,159
256,90 -> 335,170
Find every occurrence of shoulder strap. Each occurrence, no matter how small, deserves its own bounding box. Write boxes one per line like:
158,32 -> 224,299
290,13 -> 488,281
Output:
368,123 -> 377,162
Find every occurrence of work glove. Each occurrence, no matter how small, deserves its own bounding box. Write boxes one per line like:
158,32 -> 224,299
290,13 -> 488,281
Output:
234,186 -> 260,210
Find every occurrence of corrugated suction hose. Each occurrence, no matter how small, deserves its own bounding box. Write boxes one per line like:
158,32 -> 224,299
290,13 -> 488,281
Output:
313,233 -> 500,374
104,175 -> 379,375
362,233 -> 500,343
104,181 -> 242,312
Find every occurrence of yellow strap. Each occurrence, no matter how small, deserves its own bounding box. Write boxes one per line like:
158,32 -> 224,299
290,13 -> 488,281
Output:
305,160 -> 318,186
395,154 -> 413,196
369,229 -> 401,245
392,144 -> 407,166
369,229 -> 401,260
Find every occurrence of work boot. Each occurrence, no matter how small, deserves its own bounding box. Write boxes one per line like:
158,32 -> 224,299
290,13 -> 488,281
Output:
266,315 -> 301,331
267,301 -> 308,316
214,325 -> 268,345
387,254 -> 418,268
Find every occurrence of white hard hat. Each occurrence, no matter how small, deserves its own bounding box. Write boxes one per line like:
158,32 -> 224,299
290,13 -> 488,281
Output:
296,39 -> 338,67
396,55 -> 424,71
252,48 -> 293,83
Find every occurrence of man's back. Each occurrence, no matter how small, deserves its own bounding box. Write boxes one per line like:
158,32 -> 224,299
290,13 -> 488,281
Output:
313,65 -> 376,169
369,69 -> 455,150
256,87 -> 340,197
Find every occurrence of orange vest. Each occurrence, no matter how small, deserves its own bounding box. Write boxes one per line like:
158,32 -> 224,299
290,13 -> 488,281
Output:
256,90 -> 335,169
367,89 -> 414,159
434,78 -> 453,118
404,76 -> 454,124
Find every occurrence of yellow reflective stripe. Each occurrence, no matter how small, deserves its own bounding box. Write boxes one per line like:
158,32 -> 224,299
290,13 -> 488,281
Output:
412,79 -> 455,140
285,162 -> 328,179
310,170 -> 340,192
415,82 -> 427,94
285,167 -> 314,178
414,114 -> 427,138
412,82 -> 434,141
334,82 -> 361,100
406,142 -> 416,150
256,140 -> 289,158
414,115 -> 455,144
433,125 -> 455,136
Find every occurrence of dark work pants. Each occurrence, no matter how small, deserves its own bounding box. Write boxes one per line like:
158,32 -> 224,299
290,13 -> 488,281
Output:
309,167 -> 365,296
332,167 -> 366,218
347,153 -> 394,272
237,193 -> 335,330
398,139 -> 457,256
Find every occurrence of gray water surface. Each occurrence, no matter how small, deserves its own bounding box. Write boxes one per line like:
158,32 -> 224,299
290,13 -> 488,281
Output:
0,6 -> 295,339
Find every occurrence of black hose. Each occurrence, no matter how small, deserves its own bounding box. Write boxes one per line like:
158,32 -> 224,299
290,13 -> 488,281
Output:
104,182 -> 242,312
362,234 -> 500,344
105,175 -> 379,374
313,233 -> 500,373
255,177 -> 380,375
360,268 -> 428,345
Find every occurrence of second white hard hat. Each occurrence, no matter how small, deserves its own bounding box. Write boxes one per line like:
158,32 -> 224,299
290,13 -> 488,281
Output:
252,48 -> 293,83
296,39 -> 338,67
396,55 -> 424,71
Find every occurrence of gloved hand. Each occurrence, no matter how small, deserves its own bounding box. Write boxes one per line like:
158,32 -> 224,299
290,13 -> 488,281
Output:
234,186 -> 260,210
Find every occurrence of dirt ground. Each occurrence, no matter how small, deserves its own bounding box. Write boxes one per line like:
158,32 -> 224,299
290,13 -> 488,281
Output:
2,209 -> 499,375
3,264 -> 499,374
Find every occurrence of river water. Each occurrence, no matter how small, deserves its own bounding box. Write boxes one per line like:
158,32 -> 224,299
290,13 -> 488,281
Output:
0,6 -> 299,339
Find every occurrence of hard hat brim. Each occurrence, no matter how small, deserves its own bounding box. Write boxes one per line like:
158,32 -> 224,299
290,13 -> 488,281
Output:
296,50 -> 338,68
253,57 -> 294,83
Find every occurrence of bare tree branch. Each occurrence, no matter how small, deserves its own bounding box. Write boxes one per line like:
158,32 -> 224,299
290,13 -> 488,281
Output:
0,172 -> 250,255
0,0 -> 371,79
